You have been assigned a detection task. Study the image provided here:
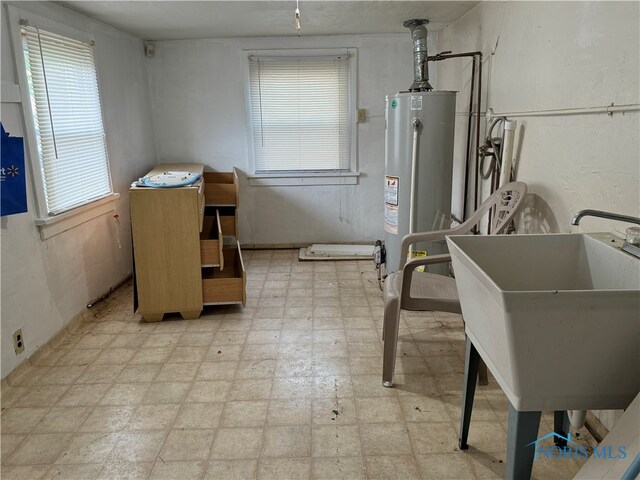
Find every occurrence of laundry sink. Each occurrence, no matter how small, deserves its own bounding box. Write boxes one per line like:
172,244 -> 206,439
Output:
446,233 -> 640,411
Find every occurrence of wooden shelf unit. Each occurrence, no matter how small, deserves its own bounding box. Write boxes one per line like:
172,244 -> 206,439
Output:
130,164 -> 245,322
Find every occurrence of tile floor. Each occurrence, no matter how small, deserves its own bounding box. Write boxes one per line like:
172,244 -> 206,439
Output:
1,250 -> 594,479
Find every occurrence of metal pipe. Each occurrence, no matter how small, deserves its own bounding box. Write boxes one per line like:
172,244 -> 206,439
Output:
408,117 -> 422,255
427,50 -> 483,222
462,55 -> 476,221
427,51 -> 483,61
475,53 -> 482,218
571,209 -> 640,226
487,103 -> 640,119
376,102 -> 640,120
404,19 -> 432,92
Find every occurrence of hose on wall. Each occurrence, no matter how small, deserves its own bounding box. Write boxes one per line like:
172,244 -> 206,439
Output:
479,116 -> 506,180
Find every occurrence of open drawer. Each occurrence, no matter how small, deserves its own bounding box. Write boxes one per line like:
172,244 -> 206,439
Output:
200,210 -> 223,268
204,170 -> 238,206
202,241 -> 246,306
205,205 -> 237,237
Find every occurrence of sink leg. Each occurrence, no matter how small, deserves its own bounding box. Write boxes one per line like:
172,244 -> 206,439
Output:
553,410 -> 570,447
382,296 -> 400,388
506,405 -> 541,480
459,337 -> 480,450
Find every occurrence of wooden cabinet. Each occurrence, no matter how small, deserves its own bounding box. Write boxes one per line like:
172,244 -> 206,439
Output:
130,164 -> 245,322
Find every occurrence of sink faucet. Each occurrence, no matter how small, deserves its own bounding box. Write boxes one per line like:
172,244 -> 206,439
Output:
571,209 -> 640,226
572,209 -> 640,259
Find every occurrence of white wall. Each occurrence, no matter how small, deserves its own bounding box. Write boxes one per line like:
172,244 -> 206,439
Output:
436,1 -> 639,429
146,33 -> 435,245
437,1 -> 639,235
0,1 -> 157,377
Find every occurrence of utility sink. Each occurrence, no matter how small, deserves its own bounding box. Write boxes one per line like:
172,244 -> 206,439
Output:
447,233 -> 640,412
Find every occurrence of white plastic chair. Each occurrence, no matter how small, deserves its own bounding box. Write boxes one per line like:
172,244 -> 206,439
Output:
382,181 -> 528,387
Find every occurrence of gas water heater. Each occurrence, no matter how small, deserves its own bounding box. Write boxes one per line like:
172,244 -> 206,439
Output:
383,19 -> 456,274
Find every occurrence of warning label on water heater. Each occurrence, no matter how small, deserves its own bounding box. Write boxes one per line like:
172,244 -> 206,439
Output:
384,204 -> 399,234
384,176 -> 399,206
410,95 -> 423,110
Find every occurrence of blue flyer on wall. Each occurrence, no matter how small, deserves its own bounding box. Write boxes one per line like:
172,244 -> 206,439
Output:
1,123 -> 28,217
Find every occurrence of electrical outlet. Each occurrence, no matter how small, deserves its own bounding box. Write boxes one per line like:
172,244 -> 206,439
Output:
13,329 -> 25,354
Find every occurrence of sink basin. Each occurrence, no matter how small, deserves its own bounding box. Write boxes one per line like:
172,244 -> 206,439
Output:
447,233 -> 640,411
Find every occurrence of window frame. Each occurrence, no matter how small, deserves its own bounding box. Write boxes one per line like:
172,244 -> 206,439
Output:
243,48 -> 359,186
7,5 -> 118,238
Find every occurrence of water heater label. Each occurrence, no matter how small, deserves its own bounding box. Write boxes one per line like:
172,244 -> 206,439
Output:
384,204 -> 399,234
410,95 -> 423,110
384,176 -> 399,206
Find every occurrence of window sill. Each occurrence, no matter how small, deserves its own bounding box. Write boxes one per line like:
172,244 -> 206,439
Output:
248,172 -> 360,187
35,193 -> 120,240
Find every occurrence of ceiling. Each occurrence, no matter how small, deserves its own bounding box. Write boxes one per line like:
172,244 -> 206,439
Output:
58,1 -> 479,40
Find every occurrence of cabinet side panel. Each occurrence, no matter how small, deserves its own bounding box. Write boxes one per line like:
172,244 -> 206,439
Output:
131,188 -> 203,314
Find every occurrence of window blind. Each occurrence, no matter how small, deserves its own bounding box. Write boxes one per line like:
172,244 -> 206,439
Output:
248,55 -> 351,173
21,25 -> 112,215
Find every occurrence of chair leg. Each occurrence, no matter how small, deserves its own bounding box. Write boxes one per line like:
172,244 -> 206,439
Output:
382,298 -> 400,388
459,337 -> 480,450
506,405 -> 541,480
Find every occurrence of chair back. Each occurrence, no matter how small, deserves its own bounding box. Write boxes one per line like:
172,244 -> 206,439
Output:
460,181 -> 527,235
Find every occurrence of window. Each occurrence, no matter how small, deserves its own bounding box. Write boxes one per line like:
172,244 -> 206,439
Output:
21,24 -> 112,215
247,53 -> 353,175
